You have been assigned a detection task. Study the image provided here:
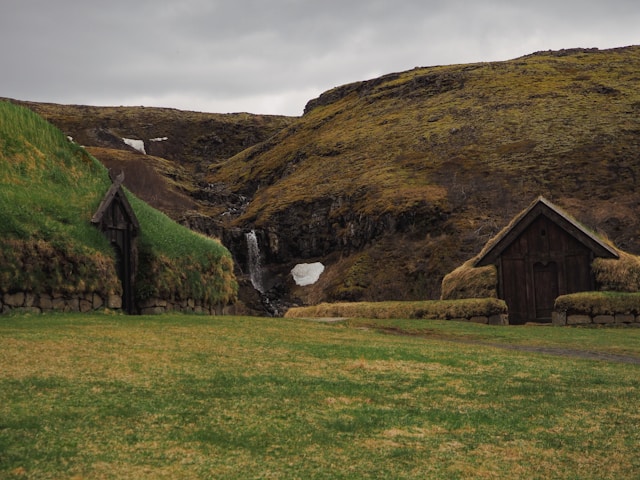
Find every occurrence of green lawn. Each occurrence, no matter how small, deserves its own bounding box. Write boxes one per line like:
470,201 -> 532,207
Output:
1,314 -> 639,479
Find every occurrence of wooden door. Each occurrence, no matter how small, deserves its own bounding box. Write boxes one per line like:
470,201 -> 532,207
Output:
501,257 -> 528,325
106,200 -> 136,314
533,261 -> 558,322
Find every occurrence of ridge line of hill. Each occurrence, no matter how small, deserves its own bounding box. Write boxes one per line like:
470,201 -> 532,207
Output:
5,45 -> 640,314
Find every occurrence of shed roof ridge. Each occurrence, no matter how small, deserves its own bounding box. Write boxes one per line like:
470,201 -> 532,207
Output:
473,196 -> 618,267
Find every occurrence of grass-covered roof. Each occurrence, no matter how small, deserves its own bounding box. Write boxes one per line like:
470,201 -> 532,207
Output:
0,101 -> 237,306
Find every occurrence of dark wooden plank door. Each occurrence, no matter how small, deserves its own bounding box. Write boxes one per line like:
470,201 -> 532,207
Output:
501,257 -> 528,325
533,261 -> 558,322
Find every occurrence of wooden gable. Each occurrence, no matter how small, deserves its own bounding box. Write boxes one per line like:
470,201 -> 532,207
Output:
91,171 -> 140,234
91,171 -> 139,314
473,197 -> 618,324
475,197 -> 618,267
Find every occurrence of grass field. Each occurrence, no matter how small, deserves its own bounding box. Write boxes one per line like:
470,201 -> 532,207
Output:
1,314 -> 639,479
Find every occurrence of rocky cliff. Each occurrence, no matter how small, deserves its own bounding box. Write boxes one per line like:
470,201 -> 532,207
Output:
208,46 -> 640,311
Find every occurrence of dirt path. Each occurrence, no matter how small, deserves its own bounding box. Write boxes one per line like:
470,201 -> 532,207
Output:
376,326 -> 640,365
459,340 -> 640,365
306,319 -> 640,365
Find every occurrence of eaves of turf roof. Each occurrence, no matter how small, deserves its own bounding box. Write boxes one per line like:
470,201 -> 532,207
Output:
473,196 -> 619,267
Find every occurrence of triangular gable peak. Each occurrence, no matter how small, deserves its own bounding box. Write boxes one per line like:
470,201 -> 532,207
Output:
91,170 -> 139,314
91,171 -> 140,233
474,196 -> 618,267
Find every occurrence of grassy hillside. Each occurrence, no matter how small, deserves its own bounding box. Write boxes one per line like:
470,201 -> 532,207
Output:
0,101 -> 236,307
207,46 -> 640,302
3,99 -> 295,220
6,46 -> 640,308
5,100 -> 295,165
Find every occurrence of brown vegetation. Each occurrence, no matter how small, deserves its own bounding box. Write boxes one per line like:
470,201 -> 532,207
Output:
440,260 -> 497,300
208,46 -> 640,303
555,291 -> 640,316
7,46 -> 640,308
0,238 -> 120,297
86,147 -> 198,217
285,297 -> 507,320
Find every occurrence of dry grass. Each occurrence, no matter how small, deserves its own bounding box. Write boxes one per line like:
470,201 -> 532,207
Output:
593,250 -> 640,292
555,291 -> 640,316
440,259 -> 497,300
285,298 -> 507,320
86,147 -> 199,217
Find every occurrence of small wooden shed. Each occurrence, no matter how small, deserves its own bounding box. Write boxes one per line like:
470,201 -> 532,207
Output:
474,197 -> 618,324
91,171 -> 140,314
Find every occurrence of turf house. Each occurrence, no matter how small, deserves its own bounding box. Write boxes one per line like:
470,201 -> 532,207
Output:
0,100 -> 239,316
441,196 -> 640,325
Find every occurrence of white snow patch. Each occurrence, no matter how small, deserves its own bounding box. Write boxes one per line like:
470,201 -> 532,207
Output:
291,262 -> 325,286
122,137 -> 146,154
150,136 -> 168,142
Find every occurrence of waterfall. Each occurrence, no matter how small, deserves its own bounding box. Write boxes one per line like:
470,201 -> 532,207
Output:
245,230 -> 265,294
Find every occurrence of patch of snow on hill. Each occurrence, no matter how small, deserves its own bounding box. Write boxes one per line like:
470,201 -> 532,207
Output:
122,138 -> 146,154
150,137 -> 168,142
291,262 -> 325,286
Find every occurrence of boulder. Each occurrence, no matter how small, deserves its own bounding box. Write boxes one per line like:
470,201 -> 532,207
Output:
4,292 -> 25,307
107,295 -> 122,309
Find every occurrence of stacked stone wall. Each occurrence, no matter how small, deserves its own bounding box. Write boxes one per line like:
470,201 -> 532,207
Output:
1,291 -> 122,314
552,311 -> 640,326
444,314 -> 509,325
1,291 -> 223,316
137,297 -> 221,315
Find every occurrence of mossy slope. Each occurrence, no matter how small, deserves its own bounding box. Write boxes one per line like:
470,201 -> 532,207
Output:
0,101 -> 236,307
208,46 -> 640,301
6,46 -> 640,306
3,99 -> 295,220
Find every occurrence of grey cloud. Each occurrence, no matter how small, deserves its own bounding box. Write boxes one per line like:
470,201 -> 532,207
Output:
1,0 -> 639,115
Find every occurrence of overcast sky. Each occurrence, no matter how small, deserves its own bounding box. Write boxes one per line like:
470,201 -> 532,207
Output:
2,0 -> 638,116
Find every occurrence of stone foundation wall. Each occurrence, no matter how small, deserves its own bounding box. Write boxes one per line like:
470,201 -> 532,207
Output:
445,314 -> 509,325
1,291 -> 223,316
1,291 -> 122,314
137,297 -> 221,315
552,311 -> 640,326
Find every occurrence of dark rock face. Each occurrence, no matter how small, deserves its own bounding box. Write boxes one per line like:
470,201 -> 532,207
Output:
188,189 -> 453,314
303,70 -> 466,113
257,199 -> 448,262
